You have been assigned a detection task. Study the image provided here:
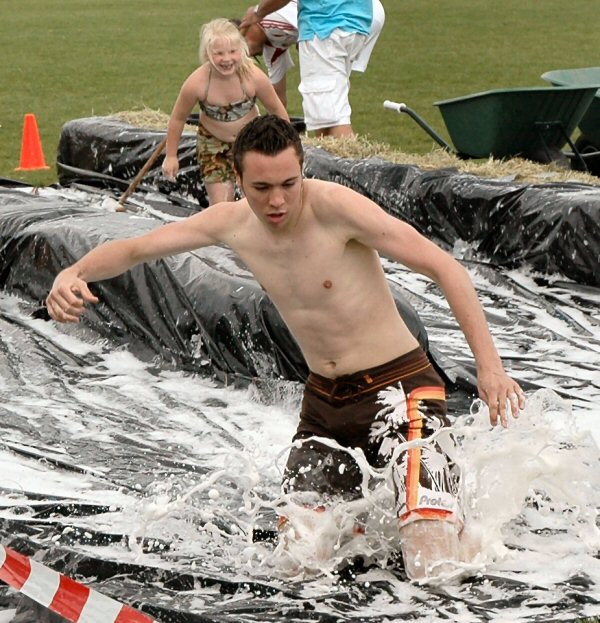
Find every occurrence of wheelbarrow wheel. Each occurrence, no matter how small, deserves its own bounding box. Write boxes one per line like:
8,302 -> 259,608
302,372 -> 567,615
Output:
526,145 -> 569,168
572,135 -> 600,176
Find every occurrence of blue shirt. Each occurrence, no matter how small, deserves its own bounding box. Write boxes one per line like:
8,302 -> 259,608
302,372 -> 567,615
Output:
298,0 -> 373,41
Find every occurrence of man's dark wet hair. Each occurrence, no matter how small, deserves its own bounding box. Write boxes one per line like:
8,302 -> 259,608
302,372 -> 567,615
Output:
233,115 -> 304,176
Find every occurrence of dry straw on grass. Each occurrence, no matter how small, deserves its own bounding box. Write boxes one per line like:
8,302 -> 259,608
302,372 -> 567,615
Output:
113,108 -> 600,187
306,135 -> 600,186
112,108 -> 171,129
111,108 -> 198,134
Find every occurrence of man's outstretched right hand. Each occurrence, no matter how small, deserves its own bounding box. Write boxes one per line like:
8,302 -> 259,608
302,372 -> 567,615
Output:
46,270 -> 99,323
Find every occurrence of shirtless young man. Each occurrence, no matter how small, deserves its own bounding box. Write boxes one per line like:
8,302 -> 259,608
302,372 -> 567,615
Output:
46,115 -> 525,580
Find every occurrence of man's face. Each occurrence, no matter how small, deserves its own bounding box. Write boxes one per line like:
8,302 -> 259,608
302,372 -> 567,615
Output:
237,147 -> 303,229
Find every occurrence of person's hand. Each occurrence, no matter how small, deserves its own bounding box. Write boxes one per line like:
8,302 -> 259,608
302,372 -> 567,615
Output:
161,155 -> 179,181
46,270 -> 99,323
477,366 -> 525,427
240,5 -> 261,32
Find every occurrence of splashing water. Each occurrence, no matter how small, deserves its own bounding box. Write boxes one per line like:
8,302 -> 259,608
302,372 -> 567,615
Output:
455,389 -> 600,578
129,385 -> 599,597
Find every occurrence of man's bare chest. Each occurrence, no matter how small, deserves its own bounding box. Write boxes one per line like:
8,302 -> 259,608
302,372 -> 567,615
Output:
233,233 -> 346,303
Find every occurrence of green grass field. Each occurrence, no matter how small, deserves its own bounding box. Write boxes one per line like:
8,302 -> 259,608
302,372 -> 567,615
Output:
2,0 -> 599,187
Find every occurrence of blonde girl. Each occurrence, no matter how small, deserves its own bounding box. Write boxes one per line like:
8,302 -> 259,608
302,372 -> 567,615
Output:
163,18 -> 289,205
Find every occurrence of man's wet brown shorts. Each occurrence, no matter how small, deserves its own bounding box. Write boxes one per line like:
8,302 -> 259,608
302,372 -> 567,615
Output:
283,347 -> 460,525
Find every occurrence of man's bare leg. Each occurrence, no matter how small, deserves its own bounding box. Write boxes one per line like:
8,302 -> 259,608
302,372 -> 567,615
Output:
315,124 -> 355,138
399,519 -> 460,580
273,78 -> 288,110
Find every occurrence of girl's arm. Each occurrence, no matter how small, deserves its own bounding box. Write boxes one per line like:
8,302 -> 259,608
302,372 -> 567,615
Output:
163,69 -> 204,178
252,66 -> 290,119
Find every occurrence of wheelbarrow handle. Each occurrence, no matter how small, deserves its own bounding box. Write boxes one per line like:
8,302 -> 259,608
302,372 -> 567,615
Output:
383,100 -> 454,153
383,100 -> 408,113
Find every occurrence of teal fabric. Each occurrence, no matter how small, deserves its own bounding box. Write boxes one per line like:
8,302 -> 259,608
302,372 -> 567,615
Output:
298,0 -> 372,41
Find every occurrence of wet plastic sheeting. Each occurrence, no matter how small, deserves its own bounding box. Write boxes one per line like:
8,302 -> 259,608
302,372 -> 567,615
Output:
5,119 -> 600,622
57,117 -> 206,206
304,148 -> 600,287
0,188 -> 428,386
1,261 -> 599,622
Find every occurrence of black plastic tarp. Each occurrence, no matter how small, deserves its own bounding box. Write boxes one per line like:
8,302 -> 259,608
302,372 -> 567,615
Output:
57,117 -> 205,206
3,148 -> 600,623
304,150 -> 600,287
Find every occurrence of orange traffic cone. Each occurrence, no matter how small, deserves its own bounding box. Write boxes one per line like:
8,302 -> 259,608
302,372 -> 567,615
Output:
15,113 -> 50,171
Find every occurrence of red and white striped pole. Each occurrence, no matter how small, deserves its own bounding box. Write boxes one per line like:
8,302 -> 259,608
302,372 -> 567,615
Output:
0,544 -> 156,623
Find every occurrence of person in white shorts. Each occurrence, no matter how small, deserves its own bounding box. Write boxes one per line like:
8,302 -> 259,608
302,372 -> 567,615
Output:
241,0 -> 385,136
351,0 -> 385,73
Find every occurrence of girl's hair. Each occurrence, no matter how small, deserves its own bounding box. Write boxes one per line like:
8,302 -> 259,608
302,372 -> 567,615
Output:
199,18 -> 254,80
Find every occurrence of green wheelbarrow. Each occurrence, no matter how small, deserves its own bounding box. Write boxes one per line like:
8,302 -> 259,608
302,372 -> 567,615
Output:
384,85 -> 598,169
541,68 -> 600,171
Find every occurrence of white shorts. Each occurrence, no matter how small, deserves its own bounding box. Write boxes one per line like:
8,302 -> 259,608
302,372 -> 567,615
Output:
352,0 -> 385,73
299,29 -> 367,130
258,2 -> 298,84
263,45 -> 295,85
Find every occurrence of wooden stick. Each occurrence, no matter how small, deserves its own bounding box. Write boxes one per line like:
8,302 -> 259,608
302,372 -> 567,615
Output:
118,136 -> 168,209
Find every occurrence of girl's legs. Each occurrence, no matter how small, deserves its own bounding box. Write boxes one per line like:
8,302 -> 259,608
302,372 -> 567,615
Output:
205,180 -> 235,205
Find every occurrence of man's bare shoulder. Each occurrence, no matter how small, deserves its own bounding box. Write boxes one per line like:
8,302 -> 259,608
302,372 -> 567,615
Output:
303,178 -> 378,221
304,178 -> 353,206
301,178 -> 415,252
191,198 -> 251,224
187,199 -> 253,241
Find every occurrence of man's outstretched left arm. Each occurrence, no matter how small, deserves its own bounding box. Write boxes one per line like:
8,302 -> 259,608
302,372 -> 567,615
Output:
342,189 -> 525,426
425,253 -> 525,426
